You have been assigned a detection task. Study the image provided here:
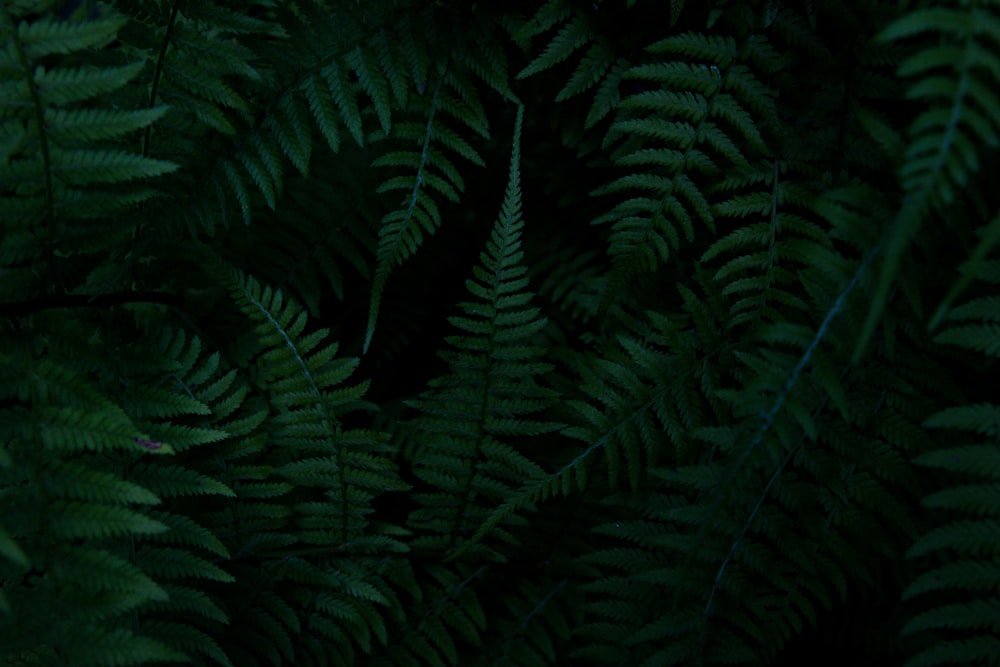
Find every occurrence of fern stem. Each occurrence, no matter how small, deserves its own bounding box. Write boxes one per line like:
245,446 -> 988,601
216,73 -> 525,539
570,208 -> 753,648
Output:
685,243 -> 879,632
703,442 -> 796,619
741,242 -> 879,474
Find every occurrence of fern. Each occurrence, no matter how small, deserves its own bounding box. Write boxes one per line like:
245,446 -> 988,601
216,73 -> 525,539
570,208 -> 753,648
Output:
902,217 -> 1000,667
2,1 -> 999,666
857,1 -> 1000,360
0,353 -> 181,664
592,29 -> 780,311
404,105 -> 561,562
365,20 -> 512,351
0,1 -> 176,305
512,0 -> 624,128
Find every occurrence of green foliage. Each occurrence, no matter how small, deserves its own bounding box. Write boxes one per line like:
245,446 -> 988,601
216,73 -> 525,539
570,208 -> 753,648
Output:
902,214 -> 1000,667
1,1 -> 998,666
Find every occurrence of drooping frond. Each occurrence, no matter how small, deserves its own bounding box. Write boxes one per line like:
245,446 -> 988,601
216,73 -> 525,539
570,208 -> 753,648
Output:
700,159 -> 843,332
857,2 -> 1000,360
365,24 -> 513,352
593,30 -> 780,311
512,0 -> 625,128
2,1 -> 998,665
572,262 -> 936,666
216,264 -> 406,539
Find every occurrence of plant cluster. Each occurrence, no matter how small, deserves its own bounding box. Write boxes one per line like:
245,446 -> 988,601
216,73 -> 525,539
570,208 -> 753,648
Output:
1,1 -> 998,665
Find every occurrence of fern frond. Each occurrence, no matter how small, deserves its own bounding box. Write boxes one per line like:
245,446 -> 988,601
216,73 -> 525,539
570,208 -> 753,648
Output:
217,264 -> 405,536
857,2 -> 1000,360
701,160 -> 842,331
458,278 -> 730,560
238,0 -> 434,221
0,353 -> 180,664
371,562 -> 488,667
403,106 -> 561,562
513,0 -> 621,126
365,57 -> 495,351
594,30 -> 779,309
122,0 -> 268,230
0,3 -> 176,303
570,232 -> 928,664
518,10 -> 593,81
902,243 -> 1000,667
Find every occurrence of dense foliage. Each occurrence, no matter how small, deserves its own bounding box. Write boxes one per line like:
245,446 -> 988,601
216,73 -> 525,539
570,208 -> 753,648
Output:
1,0 -> 998,665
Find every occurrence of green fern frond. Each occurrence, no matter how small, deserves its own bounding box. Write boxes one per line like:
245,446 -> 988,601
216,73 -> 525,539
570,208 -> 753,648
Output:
365,59 -> 494,351
594,30 -> 779,310
514,0 -> 620,126
0,353 -> 180,664
518,11 -> 593,80
902,244 -> 1000,667
457,280 -> 730,560
371,563 -> 487,667
219,264 -> 402,516
857,3 -> 1000,361
570,237 -> 926,664
120,282 -> 407,662
133,0 -> 267,229
701,160 -> 840,331
0,2 -> 176,302
289,2 -> 429,160
104,320 -> 267,665
403,106 -> 561,561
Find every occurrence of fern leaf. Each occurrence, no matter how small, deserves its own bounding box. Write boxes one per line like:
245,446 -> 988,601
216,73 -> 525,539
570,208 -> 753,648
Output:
857,3 -> 1000,361
595,31 -> 778,307
0,351 -> 185,664
45,106 -> 168,143
305,71 -> 343,154
271,92 -> 313,177
406,106 -> 561,561
556,41 -> 614,102
349,45 -> 393,135
701,161 -> 841,331
901,239 -> 1000,667
366,62 -> 491,351
518,13 -> 593,80
323,60 -> 366,148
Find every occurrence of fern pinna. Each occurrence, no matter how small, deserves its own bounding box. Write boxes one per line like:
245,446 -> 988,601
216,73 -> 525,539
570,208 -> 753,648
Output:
2,1 -> 999,666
